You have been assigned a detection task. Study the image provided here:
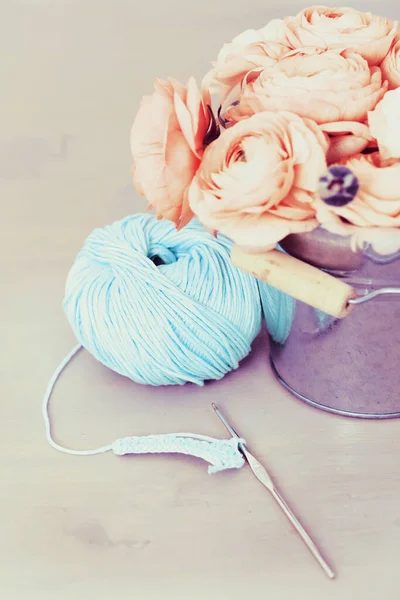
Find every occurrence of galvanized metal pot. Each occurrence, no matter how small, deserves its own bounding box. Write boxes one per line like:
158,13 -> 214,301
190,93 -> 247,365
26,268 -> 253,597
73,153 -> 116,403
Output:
270,228 -> 400,419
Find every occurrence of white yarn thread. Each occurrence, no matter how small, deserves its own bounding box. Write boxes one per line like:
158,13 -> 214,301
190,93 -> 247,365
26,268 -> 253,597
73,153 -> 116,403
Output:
112,434 -> 245,474
43,346 -> 245,474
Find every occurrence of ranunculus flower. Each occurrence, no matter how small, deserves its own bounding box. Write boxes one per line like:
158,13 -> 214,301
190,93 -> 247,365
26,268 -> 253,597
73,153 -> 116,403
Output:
368,88 -> 400,160
283,6 -> 397,66
130,77 -> 216,228
321,121 -> 375,164
380,33 -> 400,89
204,27 -> 289,105
225,48 -> 387,127
188,111 -> 328,252
315,152 -> 400,254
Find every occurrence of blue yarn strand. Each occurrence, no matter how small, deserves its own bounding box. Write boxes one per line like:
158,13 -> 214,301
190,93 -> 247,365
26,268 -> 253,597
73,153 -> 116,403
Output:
258,281 -> 295,345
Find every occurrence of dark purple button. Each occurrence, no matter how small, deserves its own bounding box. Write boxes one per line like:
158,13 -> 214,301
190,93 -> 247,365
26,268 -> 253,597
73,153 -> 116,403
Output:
318,165 -> 359,207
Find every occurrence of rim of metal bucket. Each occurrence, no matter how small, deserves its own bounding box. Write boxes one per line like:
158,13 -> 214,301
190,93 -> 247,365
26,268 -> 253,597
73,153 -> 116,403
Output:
270,359 -> 400,420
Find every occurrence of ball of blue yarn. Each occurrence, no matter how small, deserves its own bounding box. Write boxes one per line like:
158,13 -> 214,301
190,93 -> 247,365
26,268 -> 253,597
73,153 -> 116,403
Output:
64,213 -> 293,386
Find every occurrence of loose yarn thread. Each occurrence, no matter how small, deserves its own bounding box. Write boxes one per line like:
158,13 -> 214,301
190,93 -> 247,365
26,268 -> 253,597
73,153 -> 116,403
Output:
43,344 -> 246,474
63,213 -> 294,387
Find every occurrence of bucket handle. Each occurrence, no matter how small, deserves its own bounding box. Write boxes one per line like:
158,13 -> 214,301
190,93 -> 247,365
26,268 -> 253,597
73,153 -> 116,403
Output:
231,246 -> 400,319
348,287 -> 400,306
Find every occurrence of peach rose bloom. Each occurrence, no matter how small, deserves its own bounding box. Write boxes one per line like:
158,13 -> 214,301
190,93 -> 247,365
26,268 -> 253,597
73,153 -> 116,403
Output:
283,6 -> 397,66
205,27 -> 289,105
380,33 -> 400,89
130,77 -> 214,228
368,88 -> 400,160
322,121 -> 375,164
225,48 -> 387,126
315,153 -> 400,254
188,111 -> 328,252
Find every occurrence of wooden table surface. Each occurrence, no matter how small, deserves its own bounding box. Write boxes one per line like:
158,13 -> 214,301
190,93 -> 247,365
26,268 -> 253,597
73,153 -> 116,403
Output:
2,1 -> 400,598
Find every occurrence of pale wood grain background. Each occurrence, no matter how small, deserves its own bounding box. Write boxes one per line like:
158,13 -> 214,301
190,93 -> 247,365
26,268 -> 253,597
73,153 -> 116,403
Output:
1,1 -> 400,598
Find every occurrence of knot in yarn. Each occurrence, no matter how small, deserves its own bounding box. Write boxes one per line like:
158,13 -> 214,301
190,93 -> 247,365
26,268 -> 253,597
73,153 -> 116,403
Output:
64,214 -> 266,386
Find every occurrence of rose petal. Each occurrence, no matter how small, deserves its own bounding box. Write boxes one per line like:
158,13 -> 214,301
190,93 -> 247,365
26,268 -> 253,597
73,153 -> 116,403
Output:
368,88 -> 400,159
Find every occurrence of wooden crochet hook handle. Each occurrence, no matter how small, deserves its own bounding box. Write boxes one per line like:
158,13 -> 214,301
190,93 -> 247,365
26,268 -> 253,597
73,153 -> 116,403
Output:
231,246 -> 357,319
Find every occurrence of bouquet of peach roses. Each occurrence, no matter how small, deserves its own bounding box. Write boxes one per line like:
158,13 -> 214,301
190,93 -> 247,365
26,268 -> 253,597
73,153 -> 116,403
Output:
130,5 -> 400,257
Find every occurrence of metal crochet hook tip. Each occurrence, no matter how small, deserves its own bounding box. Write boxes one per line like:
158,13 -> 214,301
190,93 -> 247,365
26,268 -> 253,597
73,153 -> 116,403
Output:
211,403 -> 336,581
212,403 -> 241,439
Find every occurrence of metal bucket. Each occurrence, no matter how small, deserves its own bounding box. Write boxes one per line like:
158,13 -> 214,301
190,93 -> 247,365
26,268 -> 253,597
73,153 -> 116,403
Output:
270,228 -> 400,419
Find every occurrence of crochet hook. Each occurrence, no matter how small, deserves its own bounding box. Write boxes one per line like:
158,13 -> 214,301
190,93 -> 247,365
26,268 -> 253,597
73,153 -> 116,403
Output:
211,403 -> 336,580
